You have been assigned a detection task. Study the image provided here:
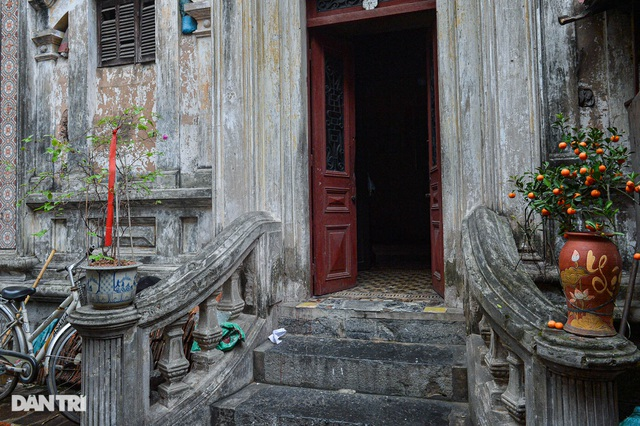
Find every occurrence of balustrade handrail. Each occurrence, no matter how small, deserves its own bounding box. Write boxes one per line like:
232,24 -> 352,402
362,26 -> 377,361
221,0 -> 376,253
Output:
135,210 -> 280,330
463,205 -> 564,349
463,206 -> 640,426
71,210 -> 283,426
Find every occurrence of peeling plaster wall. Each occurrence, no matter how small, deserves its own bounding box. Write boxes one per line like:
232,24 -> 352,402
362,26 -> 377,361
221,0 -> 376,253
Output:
18,0 -> 215,274
96,66 -> 157,119
212,0 -> 310,301
438,0 -> 637,308
17,0 -> 309,304
16,0 -> 635,308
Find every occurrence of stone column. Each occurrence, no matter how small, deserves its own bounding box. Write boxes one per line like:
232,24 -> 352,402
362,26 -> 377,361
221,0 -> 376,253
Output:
501,350 -> 526,424
218,270 -> 244,319
69,306 -> 141,426
535,330 -> 640,426
484,328 -> 509,409
157,316 -> 190,407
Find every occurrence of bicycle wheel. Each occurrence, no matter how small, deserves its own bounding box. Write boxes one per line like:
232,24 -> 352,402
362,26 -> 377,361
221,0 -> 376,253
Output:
47,326 -> 82,424
0,307 -> 19,400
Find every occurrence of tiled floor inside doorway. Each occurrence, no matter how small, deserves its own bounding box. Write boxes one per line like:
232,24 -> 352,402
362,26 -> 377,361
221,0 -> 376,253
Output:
304,265 -> 445,314
333,267 -> 441,302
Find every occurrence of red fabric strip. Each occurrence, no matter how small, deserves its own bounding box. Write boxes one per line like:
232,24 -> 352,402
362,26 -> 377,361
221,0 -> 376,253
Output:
104,127 -> 119,247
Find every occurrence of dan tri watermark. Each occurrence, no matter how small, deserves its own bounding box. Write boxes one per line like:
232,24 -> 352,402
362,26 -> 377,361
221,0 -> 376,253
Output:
12,395 -> 86,412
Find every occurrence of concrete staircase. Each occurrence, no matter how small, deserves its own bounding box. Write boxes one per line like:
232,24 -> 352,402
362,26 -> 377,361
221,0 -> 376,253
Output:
211,300 -> 470,425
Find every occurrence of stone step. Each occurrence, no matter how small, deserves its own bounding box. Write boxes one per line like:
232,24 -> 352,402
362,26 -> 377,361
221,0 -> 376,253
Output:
276,301 -> 466,345
254,335 -> 468,401
211,383 -> 470,426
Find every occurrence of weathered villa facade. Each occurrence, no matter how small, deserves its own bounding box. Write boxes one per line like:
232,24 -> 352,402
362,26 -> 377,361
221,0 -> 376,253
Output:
2,0 -> 640,424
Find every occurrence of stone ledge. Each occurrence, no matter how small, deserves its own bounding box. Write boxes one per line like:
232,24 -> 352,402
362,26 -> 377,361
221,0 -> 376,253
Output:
184,1 -> 212,38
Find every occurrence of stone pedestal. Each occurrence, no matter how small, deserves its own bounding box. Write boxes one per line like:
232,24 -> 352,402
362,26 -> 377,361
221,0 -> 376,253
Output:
69,306 -> 140,426
535,330 -> 640,426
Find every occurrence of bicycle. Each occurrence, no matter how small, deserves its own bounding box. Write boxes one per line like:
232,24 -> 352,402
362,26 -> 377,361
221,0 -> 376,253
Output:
0,249 -> 87,424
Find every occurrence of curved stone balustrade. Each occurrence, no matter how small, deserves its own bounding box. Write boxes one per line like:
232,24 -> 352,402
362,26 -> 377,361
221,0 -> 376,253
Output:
70,211 -> 282,426
463,206 -> 640,425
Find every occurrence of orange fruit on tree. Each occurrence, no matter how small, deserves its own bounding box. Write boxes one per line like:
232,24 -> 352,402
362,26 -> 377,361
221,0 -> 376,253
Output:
579,167 -> 588,174
573,192 -> 581,198
634,253 -> 640,261
558,142 -> 567,149
552,188 -> 561,195
627,181 -> 635,187
579,141 -> 587,147
596,148 -> 604,155
579,152 -> 587,160
561,168 -> 571,177
586,224 -> 595,231
574,148 -> 581,155
528,192 -> 535,199
567,207 -> 576,215
591,189 -> 601,198
508,192 -> 516,198
541,208 -> 550,216
536,174 -> 544,181
636,185 -> 640,193
612,135 -> 620,142
599,165 -> 606,172
627,185 -> 635,193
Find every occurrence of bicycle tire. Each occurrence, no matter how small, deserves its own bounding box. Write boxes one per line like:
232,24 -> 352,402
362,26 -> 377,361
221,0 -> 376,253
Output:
0,307 -> 20,400
46,326 -> 82,424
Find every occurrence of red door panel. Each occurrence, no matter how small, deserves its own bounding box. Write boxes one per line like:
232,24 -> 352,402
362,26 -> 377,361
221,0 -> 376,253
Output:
310,35 -> 357,296
427,26 -> 444,297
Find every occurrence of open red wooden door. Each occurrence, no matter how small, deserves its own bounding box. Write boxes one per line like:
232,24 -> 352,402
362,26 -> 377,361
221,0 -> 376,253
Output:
310,35 -> 358,296
427,27 -> 444,297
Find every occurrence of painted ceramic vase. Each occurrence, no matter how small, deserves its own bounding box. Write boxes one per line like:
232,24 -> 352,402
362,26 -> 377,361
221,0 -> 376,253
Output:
84,263 -> 141,309
558,233 -> 621,337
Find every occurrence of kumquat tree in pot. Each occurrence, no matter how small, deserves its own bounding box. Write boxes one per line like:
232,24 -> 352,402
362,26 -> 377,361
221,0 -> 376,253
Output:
508,113 -> 639,337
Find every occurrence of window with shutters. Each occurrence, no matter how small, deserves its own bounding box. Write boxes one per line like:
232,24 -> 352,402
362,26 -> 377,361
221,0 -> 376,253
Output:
97,0 -> 155,67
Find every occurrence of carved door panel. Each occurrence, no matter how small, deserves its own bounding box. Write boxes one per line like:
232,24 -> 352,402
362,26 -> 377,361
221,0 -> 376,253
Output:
427,26 -> 444,297
310,34 -> 358,296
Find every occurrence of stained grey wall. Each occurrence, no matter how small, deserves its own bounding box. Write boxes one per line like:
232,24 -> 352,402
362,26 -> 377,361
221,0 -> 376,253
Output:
212,0 -> 310,301
437,0 -> 636,307
15,0 -> 310,304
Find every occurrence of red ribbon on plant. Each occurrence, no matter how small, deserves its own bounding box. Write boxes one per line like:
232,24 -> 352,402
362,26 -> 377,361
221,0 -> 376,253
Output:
104,126 -> 120,247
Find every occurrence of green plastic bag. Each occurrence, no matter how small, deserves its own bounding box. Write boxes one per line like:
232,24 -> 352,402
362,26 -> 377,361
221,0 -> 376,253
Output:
216,322 -> 245,352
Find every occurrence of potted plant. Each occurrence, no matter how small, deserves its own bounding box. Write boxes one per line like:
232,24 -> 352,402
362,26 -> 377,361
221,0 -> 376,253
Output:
508,113 -> 638,337
21,106 -> 163,309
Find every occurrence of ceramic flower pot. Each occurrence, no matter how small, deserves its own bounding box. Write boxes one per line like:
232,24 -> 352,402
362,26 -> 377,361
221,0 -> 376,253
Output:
558,233 -> 621,337
83,263 -> 141,309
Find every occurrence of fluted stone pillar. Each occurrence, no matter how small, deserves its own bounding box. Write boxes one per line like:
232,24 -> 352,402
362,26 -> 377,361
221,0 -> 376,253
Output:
69,306 -> 141,426
535,330 -> 640,426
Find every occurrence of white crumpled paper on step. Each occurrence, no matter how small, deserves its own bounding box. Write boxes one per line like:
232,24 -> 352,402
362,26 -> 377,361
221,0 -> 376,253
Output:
268,328 -> 287,344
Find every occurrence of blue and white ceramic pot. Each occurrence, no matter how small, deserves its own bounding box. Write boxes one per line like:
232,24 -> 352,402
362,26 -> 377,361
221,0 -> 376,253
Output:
83,263 -> 141,309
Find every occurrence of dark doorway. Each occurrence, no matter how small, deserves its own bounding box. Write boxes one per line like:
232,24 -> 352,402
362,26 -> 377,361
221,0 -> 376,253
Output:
354,29 -> 430,271
308,7 -> 442,297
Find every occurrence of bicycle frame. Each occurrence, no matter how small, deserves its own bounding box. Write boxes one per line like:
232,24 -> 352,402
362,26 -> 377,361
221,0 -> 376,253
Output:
0,258 -> 84,382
